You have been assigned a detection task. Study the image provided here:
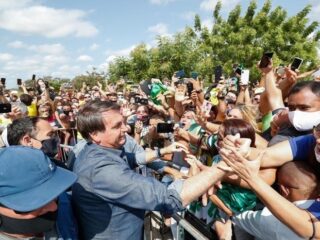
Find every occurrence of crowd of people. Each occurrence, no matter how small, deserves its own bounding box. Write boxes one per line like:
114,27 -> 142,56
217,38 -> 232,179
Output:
0,57 -> 319,240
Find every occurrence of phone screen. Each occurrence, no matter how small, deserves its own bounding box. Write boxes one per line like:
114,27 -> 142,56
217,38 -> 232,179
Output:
17,79 -> 22,85
156,123 -> 174,133
0,103 -> 11,113
240,70 -> 250,85
291,57 -> 303,71
172,151 -> 189,168
259,52 -> 273,68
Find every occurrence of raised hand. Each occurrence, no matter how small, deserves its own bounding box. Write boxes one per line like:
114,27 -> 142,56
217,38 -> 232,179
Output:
219,148 -> 264,182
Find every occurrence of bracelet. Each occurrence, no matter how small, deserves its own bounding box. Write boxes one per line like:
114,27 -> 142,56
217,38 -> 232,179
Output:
305,210 -> 316,240
155,148 -> 161,158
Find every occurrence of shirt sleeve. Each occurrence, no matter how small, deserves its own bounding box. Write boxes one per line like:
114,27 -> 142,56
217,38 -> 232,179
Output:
233,210 -> 273,239
307,200 -> 320,220
92,159 -> 185,214
124,134 -> 147,165
289,134 -> 316,161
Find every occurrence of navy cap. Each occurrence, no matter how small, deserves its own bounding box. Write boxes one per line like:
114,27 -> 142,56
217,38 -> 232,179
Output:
0,146 -> 77,212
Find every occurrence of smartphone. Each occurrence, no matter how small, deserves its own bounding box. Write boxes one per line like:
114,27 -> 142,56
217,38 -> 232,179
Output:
17,78 -> 22,86
139,98 -> 148,105
240,70 -> 250,85
276,65 -> 285,76
214,65 -> 223,82
235,67 -> 242,75
186,82 -> 193,96
201,100 -> 212,117
259,52 -> 273,68
156,123 -> 174,133
0,103 -> 11,113
32,74 -> 36,81
139,79 -> 152,96
1,78 -> 6,85
172,151 -> 189,168
291,57 -> 303,71
191,71 -> 198,80
175,70 -> 185,79
134,97 -> 148,105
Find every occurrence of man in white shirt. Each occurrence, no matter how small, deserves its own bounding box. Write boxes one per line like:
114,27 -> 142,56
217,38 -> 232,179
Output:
232,161 -> 319,240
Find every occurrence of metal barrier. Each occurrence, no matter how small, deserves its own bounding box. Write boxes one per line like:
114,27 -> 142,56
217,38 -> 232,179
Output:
56,128 -> 77,163
146,211 -> 209,240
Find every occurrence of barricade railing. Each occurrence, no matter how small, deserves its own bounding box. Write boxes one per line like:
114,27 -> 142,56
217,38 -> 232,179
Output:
146,211 -> 209,240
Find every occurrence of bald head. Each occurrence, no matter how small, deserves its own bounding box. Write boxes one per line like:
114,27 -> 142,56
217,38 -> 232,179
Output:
277,161 -> 319,198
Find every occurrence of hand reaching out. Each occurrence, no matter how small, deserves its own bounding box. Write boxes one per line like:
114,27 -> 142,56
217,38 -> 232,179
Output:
218,148 -> 264,182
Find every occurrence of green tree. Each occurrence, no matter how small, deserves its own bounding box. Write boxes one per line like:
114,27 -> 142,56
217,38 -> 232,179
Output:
105,0 -> 320,84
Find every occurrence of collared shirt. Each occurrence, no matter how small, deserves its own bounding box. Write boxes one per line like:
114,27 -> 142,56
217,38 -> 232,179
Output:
72,142 -> 184,240
233,199 -> 315,240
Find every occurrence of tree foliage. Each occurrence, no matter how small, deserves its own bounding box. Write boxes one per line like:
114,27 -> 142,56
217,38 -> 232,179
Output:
104,0 -> 320,84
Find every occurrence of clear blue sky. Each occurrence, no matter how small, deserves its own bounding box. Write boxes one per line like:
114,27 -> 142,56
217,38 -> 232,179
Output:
0,0 -> 319,87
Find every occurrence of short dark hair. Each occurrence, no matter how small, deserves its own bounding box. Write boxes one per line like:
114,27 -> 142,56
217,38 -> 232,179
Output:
77,100 -> 120,140
222,119 -> 256,147
7,117 -> 40,145
289,80 -> 320,97
20,94 -> 33,106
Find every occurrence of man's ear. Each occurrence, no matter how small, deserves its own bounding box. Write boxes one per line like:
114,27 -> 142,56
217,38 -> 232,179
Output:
89,131 -> 101,144
21,134 -> 33,147
279,184 -> 290,198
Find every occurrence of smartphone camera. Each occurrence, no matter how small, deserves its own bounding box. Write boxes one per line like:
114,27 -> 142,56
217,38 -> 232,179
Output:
156,122 -> 174,133
290,57 -> 303,71
259,52 -> 273,68
0,103 -> 11,113
17,78 -> 22,86
134,97 -> 148,105
1,78 -> 6,86
186,82 -> 193,96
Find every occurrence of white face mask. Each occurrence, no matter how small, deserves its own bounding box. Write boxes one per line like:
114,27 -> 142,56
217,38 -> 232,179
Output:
315,146 -> 320,163
288,110 -> 320,131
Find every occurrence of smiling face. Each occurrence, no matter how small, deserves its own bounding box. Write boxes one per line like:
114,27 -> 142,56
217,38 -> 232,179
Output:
91,110 -> 127,148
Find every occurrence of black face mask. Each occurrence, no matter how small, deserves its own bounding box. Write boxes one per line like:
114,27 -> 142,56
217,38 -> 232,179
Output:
41,137 -> 59,159
0,211 -> 57,235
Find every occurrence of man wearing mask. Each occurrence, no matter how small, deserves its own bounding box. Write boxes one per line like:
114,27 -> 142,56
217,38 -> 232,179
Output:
269,81 -> 320,146
0,146 -> 77,239
5,117 -> 60,162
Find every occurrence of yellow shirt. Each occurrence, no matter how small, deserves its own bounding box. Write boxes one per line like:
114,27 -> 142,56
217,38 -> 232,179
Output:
27,102 -> 38,117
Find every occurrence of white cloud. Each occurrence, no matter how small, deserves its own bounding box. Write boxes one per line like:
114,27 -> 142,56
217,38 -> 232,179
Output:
104,45 -> 137,66
149,0 -> 176,5
7,40 -> 25,48
0,6 -> 98,38
180,11 -> 196,21
200,0 -> 240,12
89,43 -> 99,51
77,55 -> 93,62
202,18 -> 213,30
0,0 -> 33,10
148,23 -> 169,36
30,43 -> 65,55
0,53 -> 13,61
310,0 -> 320,22
8,41 -> 66,55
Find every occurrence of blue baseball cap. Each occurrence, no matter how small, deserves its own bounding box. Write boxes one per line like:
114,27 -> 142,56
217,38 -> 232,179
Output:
0,146 -> 77,212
